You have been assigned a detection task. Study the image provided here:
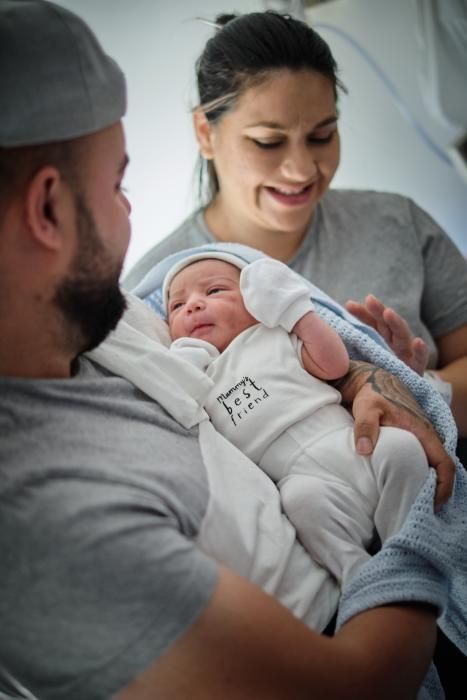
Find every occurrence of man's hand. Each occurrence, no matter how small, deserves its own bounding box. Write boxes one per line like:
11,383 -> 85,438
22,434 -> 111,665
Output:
333,361 -> 455,509
345,295 -> 429,375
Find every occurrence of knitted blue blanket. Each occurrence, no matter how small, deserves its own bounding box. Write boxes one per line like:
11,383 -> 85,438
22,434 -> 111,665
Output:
132,242 -> 466,699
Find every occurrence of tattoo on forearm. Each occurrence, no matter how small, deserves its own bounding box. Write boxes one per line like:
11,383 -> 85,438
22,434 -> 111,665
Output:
332,360 -> 431,428
331,361 -> 373,397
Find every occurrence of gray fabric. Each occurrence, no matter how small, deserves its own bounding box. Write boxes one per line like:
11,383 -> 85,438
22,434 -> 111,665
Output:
123,208 -> 215,291
123,189 -> 467,368
0,359 -> 217,700
0,0 -> 126,146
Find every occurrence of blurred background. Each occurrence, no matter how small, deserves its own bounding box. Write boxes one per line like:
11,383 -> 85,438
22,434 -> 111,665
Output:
55,0 -> 467,273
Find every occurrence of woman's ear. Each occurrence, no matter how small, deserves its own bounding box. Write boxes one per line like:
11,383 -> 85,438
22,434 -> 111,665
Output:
193,110 -> 215,159
24,166 -> 67,251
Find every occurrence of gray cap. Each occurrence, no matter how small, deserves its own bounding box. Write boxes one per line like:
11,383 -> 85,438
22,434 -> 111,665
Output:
0,0 -> 127,147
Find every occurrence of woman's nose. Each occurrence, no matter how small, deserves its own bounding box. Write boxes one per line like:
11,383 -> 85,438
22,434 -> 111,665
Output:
280,145 -> 316,181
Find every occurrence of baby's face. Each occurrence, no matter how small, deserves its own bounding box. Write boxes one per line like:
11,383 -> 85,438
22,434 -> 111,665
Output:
167,259 -> 257,351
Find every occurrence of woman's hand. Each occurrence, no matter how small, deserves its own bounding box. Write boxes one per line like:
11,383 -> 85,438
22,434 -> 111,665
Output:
345,295 -> 429,375
332,361 -> 455,510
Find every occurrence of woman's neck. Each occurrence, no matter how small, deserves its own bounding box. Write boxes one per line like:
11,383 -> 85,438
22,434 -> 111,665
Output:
204,199 -> 311,263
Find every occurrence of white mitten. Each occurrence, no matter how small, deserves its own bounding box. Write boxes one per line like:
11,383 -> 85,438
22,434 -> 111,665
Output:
240,258 -> 315,331
170,337 -> 220,372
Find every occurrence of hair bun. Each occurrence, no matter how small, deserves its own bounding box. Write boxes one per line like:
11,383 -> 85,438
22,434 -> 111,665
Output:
214,13 -> 238,28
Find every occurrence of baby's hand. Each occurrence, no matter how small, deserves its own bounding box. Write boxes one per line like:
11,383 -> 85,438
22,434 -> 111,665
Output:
170,337 -> 219,372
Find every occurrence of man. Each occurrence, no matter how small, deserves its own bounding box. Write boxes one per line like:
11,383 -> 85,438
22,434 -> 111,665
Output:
0,1 -> 456,698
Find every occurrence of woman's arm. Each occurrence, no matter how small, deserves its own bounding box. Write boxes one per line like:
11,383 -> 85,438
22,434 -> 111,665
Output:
115,566 -> 436,700
332,360 -> 455,508
436,324 -> 467,437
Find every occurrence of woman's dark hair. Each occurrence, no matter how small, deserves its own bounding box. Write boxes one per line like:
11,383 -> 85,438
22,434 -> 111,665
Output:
194,11 -> 344,201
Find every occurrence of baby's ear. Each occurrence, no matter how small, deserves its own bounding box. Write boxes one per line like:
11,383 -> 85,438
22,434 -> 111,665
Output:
193,110 -> 215,159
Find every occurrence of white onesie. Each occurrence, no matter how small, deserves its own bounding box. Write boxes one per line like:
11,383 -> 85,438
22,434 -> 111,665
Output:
171,259 -> 429,586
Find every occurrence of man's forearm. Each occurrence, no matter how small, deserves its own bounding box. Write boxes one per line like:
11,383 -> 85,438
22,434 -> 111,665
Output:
334,603 -> 437,698
115,569 -> 437,700
330,360 -> 454,506
332,360 -> 431,428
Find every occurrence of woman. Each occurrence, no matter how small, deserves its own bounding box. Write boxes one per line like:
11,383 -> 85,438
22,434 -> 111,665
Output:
124,11 -> 467,442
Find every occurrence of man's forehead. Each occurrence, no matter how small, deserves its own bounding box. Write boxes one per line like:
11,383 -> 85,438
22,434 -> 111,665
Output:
78,122 -> 127,165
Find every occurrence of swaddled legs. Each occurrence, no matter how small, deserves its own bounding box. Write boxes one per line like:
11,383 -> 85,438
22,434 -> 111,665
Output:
260,406 -> 429,588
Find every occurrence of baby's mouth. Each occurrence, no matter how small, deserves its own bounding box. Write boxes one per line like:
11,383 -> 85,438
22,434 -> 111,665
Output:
190,323 -> 214,336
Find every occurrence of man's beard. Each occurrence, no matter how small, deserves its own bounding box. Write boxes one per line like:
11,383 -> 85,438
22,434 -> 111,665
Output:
54,193 -> 127,355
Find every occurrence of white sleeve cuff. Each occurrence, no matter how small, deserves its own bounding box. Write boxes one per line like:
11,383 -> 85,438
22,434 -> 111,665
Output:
424,370 -> 453,405
240,258 -> 315,332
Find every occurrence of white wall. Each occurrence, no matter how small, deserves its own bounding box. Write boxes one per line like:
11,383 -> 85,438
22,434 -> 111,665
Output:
58,0 -> 467,276
56,0 -> 262,274
306,0 -> 467,254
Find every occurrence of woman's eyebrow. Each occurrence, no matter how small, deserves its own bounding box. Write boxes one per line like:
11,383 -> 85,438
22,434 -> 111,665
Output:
245,116 -> 338,130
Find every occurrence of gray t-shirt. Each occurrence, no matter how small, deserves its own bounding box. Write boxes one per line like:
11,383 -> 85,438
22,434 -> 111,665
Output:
123,189 -> 467,367
0,359 -> 218,700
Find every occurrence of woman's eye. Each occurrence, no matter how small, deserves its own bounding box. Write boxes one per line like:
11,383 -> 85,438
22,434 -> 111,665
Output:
252,140 -> 282,150
308,132 -> 334,145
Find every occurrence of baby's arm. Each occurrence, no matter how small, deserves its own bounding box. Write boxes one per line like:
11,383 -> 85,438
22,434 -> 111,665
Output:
240,258 -> 349,380
293,312 -> 349,380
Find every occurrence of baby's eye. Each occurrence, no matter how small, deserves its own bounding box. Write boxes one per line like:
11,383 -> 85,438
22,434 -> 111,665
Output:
207,287 -> 223,295
170,301 -> 184,311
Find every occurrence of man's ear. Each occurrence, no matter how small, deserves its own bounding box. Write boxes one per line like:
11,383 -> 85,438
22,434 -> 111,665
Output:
193,110 -> 215,159
24,166 -> 68,251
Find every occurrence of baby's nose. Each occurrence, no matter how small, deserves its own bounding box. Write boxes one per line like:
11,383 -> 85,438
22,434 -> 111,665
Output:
186,295 -> 205,312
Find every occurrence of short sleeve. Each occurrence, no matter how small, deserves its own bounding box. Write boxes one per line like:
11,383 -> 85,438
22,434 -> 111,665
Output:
0,476 -> 218,700
411,200 -> 467,338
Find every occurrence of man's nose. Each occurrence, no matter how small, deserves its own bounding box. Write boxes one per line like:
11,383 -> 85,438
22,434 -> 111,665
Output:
122,191 -> 132,215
